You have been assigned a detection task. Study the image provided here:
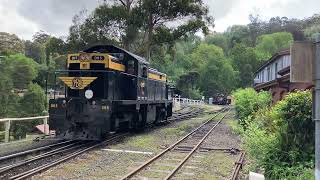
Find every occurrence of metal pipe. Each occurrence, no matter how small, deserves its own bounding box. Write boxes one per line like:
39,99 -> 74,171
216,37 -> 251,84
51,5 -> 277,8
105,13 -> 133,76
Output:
315,34 -> 320,180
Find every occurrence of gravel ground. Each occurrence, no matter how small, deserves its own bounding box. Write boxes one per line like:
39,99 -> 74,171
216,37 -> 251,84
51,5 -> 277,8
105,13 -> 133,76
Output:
202,110 -> 241,149
29,105 -> 242,180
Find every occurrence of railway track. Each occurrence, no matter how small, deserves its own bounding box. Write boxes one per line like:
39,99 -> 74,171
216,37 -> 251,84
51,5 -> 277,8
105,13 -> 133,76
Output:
120,107 -> 230,180
0,140 -> 75,163
0,106 -> 201,180
166,107 -> 203,122
0,133 -> 127,180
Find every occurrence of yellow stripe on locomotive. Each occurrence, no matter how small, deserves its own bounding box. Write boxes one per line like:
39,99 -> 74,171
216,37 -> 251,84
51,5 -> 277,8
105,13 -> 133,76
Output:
67,53 -> 125,71
148,73 -> 166,82
67,52 -> 167,82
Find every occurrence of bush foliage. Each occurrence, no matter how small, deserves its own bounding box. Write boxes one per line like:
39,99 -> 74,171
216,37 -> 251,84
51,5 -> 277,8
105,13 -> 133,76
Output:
234,89 -> 314,179
232,88 -> 272,128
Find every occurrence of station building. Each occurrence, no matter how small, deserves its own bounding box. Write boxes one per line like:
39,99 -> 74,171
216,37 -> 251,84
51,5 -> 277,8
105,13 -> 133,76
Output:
253,49 -> 313,103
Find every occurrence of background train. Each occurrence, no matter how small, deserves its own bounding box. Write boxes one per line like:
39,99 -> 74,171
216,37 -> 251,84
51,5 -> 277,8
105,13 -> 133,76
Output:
49,45 -> 173,140
211,93 -> 232,105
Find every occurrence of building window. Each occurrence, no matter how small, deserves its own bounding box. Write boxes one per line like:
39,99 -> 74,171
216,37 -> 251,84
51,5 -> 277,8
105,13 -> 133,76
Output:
267,67 -> 271,81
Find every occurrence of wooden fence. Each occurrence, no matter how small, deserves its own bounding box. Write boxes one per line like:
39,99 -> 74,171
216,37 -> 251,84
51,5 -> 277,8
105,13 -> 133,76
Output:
0,116 -> 49,143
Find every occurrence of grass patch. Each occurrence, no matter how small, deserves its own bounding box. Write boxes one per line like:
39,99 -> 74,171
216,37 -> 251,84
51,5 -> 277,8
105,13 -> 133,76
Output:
197,152 -> 235,179
160,127 -> 184,136
226,117 -> 243,135
153,164 -> 175,171
142,170 -> 169,178
126,135 -> 156,151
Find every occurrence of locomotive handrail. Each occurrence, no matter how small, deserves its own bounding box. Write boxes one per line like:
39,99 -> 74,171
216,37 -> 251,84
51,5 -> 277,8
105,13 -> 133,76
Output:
0,115 -> 49,143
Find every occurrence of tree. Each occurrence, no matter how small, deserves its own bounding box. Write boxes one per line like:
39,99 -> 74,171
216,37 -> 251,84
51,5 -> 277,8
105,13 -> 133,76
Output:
67,6 -> 127,52
205,33 -> 229,54
255,32 -> 293,58
0,32 -> 24,55
11,83 -> 46,139
176,71 -> 201,98
45,37 -> 67,56
304,24 -> 320,39
191,43 -> 237,96
67,0 -> 213,60
20,83 -> 46,116
225,25 -> 251,48
142,0 -> 213,59
248,14 -> 265,46
25,40 -> 46,64
32,31 -> 50,44
230,43 -> 260,87
6,54 -> 39,89
0,58 -> 14,117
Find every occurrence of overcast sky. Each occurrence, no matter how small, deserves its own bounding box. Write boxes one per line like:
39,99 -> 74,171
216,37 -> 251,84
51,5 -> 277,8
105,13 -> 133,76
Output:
0,0 -> 319,40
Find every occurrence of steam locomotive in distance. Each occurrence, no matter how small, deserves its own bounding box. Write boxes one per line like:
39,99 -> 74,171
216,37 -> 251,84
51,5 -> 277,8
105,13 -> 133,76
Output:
49,45 -> 173,140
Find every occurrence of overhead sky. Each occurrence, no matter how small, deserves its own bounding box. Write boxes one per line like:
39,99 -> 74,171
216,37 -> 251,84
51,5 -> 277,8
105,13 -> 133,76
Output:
0,0 -> 319,40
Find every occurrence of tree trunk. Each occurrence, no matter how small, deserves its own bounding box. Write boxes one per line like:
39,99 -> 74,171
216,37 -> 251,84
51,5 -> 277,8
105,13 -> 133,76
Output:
146,14 -> 153,61
119,0 -> 133,50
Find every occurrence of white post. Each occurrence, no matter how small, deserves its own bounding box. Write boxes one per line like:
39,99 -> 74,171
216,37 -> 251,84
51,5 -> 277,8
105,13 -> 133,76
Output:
43,117 -> 48,136
5,120 -> 11,143
315,34 -> 320,180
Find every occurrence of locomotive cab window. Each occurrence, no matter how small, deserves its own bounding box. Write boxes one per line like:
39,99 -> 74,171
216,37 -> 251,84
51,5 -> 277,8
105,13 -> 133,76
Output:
142,66 -> 148,78
127,60 -> 135,75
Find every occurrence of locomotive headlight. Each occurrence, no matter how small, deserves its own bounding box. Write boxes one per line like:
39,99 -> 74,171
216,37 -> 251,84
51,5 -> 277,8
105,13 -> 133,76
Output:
92,101 -> 96,105
85,90 -> 93,99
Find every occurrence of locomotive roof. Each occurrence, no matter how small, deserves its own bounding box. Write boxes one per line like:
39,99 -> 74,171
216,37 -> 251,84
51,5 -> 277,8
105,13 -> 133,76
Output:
83,45 -> 149,65
148,68 -> 166,76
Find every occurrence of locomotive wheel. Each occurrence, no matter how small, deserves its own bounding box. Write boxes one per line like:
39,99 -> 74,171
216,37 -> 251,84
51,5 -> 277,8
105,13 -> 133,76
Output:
156,108 -> 166,123
132,110 -> 147,131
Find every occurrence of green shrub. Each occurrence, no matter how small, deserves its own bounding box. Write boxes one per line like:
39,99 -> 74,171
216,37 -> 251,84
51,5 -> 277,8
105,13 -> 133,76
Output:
241,91 -> 314,179
232,88 -> 272,128
10,83 -> 46,139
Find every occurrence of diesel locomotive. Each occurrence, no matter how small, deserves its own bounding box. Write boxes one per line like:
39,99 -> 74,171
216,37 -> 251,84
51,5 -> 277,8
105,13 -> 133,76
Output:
49,45 -> 173,140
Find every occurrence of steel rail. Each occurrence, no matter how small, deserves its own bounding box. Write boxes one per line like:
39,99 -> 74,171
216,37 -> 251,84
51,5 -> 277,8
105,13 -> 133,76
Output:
168,108 -> 202,121
5,107 -> 201,179
164,109 -> 230,180
0,142 -> 81,173
9,133 -> 128,180
230,151 -> 245,180
120,107 -> 228,180
0,140 -> 74,162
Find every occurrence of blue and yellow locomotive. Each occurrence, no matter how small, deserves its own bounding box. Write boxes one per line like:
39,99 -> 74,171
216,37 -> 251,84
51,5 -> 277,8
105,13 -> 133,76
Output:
49,45 -> 173,140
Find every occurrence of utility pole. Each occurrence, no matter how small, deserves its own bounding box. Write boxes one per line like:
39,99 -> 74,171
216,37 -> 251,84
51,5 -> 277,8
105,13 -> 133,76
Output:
315,34 -> 320,180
